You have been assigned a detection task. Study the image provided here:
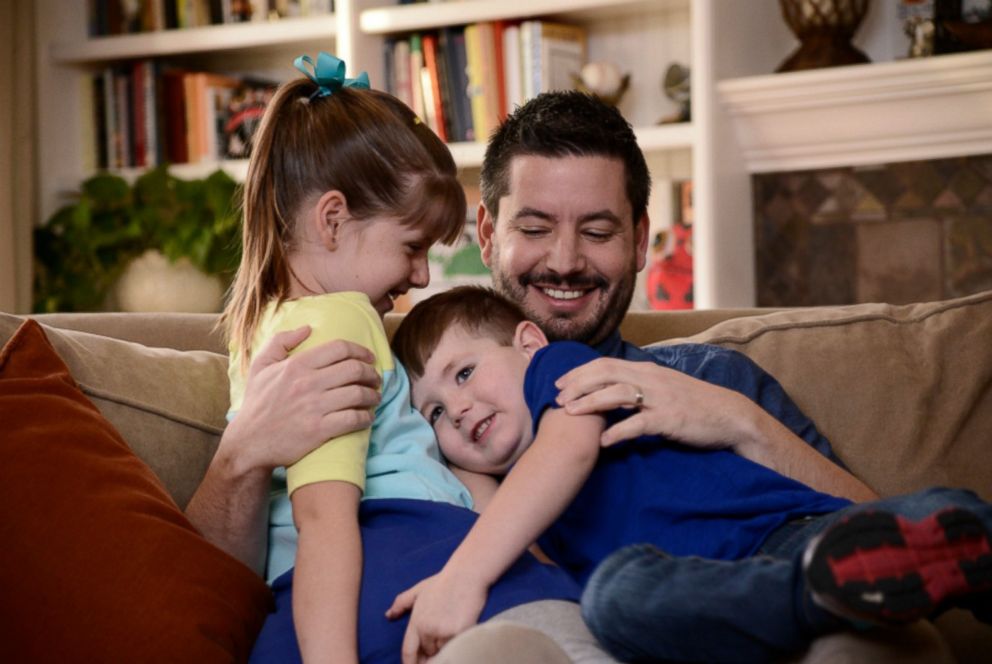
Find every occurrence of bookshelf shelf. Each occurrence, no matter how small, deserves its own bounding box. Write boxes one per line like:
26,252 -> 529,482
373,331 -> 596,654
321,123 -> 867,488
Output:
360,0 -> 679,35
52,16 -> 337,64
447,122 -> 694,169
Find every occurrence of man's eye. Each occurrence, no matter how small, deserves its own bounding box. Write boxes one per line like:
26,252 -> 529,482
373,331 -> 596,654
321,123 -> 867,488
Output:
455,366 -> 473,384
583,229 -> 614,241
519,227 -> 549,237
428,406 -> 443,425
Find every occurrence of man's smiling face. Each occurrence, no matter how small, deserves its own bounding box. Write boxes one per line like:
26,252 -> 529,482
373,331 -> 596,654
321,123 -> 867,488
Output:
478,154 -> 648,346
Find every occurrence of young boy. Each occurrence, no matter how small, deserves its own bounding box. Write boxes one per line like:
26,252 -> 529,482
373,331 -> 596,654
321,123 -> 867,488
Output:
388,285 -> 992,662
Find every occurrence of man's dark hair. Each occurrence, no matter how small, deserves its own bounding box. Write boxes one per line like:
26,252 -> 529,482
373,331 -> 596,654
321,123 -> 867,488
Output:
480,91 -> 651,223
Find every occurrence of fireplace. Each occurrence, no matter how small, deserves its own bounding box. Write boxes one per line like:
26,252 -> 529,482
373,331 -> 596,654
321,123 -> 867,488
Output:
752,154 -> 992,307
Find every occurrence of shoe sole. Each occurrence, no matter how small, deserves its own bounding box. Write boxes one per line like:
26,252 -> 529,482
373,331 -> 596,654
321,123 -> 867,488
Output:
803,508 -> 992,624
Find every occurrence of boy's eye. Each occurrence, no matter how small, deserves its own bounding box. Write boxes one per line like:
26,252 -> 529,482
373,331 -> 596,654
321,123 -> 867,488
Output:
455,366 -> 473,384
428,405 -> 443,425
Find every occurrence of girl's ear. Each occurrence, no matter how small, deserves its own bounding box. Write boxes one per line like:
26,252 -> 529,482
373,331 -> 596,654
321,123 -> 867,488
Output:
512,320 -> 548,359
313,190 -> 349,251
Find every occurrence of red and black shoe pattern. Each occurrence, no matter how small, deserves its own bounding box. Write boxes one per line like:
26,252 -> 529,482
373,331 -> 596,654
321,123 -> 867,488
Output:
803,508 -> 992,625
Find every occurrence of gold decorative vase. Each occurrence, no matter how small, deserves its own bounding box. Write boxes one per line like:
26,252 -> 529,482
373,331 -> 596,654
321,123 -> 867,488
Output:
777,0 -> 871,72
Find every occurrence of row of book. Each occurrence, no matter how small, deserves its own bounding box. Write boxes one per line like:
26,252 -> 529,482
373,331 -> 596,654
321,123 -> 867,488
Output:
384,20 -> 587,144
88,0 -> 333,36
88,61 -> 276,169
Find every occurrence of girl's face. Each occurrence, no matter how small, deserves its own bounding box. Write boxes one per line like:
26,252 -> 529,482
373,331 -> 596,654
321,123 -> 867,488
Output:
312,215 -> 435,317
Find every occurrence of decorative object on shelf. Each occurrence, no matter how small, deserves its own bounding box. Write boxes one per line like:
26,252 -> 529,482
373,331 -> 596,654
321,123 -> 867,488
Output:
899,0 -> 992,56
573,61 -> 630,107
658,62 -> 691,124
776,0 -> 871,72
647,180 -> 694,310
900,0 -> 937,56
33,166 -> 241,313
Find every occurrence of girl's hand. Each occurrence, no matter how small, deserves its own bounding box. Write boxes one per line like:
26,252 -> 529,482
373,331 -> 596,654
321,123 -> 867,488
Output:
554,357 -> 757,450
386,572 -> 488,664
230,326 -> 382,472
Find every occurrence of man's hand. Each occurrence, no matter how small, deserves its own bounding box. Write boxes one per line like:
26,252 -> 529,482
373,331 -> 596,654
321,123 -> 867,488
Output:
554,357 -> 756,450
227,325 -> 382,474
386,572 -> 488,664
554,357 -> 878,502
184,326 -> 382,571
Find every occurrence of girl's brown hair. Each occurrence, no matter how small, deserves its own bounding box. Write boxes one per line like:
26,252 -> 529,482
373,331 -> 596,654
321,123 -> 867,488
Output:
223,78 -> 466,369
391,285 -> 527,379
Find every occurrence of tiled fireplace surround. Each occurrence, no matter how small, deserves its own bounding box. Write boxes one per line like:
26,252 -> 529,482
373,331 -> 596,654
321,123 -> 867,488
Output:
753,154 -> 992,307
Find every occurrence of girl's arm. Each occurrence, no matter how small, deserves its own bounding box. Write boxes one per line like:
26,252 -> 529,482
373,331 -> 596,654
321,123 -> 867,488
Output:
292,481 -> 363,664
387,409 -> 604,664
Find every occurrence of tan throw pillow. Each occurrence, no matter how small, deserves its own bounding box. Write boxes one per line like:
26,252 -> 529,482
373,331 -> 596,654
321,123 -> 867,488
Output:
660,290 -> 992,500
0,312 -> 229,508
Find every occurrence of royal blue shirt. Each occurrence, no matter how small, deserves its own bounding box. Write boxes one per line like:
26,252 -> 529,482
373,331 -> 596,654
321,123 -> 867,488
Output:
527,340 -> 851,587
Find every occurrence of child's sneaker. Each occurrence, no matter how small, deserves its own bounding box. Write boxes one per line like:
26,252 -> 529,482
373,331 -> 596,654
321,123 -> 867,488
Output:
802,508 -> 992,625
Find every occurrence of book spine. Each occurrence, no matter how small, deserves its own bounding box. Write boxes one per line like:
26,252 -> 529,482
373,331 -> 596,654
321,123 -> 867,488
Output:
421,33 -> 447,142
408,34 -> 426,123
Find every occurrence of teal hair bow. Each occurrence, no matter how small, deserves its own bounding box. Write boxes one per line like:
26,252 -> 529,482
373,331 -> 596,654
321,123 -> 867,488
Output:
293,52 -> 370,99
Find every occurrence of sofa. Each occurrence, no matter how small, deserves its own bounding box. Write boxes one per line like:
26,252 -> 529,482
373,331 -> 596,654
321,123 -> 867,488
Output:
2,289 -> 990,662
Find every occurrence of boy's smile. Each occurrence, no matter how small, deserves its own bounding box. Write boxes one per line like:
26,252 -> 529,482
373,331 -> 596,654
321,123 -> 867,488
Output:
410,324 -> 545,474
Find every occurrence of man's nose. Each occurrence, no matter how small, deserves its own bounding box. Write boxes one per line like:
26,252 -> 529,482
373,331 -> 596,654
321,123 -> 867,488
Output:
545,232 -> 585,275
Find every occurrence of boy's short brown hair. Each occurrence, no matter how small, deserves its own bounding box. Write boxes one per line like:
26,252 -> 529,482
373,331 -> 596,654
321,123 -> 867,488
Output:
392,285 -> 528,379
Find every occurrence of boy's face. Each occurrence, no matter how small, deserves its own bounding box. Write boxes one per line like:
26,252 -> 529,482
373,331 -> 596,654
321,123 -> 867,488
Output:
411,322 -> 547,475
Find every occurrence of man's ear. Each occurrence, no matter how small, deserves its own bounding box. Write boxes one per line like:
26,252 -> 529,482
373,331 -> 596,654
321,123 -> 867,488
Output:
314,190 -> 349,251
634,212 -> 650,272
477,203 -> 495,268
512,320 -> 548,359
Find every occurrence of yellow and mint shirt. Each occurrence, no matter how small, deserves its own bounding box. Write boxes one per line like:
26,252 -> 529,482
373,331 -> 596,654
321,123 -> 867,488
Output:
228,292 -> 472,582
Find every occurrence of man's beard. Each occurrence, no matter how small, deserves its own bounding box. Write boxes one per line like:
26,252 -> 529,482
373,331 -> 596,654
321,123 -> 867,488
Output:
491,262 -> 637,347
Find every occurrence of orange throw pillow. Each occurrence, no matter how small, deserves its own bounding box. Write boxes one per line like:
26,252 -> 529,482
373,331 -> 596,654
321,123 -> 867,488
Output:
0,320 -> 272,662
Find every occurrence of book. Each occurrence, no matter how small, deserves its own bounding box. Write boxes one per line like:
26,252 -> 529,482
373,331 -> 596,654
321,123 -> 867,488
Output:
465,23 -> 501,142
420,33 -> 447,142
408,34 -> 426,123
443,27 -> 473,142
502,23 -> 523,113
438,28 -> 467,142
161,68 -> 188,163
521,21 -> 587,99
223,79 -> 275,158
391,38 -> 414,111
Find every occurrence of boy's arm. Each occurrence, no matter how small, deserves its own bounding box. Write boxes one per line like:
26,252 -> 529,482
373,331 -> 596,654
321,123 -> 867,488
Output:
449,467 -> 499,513
387,409 -> 604,664
293,481 -> 363,664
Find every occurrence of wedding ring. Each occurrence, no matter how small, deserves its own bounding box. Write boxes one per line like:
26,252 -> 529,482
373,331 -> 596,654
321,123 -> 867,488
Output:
633,387 -> 645,409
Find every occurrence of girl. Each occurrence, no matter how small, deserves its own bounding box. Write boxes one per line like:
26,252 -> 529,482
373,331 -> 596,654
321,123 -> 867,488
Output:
222,53 -> 476,663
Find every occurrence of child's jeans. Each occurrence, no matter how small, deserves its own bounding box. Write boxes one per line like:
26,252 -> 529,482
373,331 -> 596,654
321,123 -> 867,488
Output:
580,487 -> 992,663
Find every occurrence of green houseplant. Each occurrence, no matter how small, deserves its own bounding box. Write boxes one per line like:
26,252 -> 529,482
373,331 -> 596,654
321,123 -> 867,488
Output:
33,166 -> 242,313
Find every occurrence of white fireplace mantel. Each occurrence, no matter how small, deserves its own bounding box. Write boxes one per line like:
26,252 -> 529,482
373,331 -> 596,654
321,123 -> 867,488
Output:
718,49 -> 992,174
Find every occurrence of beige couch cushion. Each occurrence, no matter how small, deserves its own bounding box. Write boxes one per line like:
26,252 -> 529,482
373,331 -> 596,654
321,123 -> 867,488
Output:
0,313 -> 228,508
663,290 -> 992,501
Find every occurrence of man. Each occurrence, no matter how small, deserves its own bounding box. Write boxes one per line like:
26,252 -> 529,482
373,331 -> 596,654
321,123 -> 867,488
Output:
472,91 -> 989,663
476,90 -> 873,502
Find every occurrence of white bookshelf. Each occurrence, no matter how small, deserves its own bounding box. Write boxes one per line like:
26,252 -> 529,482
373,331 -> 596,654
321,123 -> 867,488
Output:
32,0 -> 992,309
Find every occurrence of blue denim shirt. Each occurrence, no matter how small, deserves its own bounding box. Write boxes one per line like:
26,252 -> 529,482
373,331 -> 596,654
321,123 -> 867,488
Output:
593,331 -> 841,465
